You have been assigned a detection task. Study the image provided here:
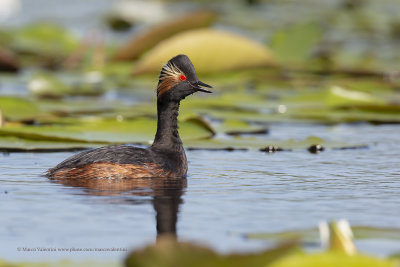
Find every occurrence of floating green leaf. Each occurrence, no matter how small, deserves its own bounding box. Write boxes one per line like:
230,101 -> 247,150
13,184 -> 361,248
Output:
0,96 -> 43,121
325,85 -> 383,107
27,70 -> 107,98
214,119 -> 268,135
12,22 -> 78,58
133,29 -> 275,75
0,136 -> 101,152
0,116 -> 214,144
28,72 -> 70,98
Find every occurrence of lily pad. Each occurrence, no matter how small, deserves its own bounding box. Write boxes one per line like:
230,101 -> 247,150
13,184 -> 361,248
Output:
133,29 -> 275,75
0,136 -> 101,152
186,135 -> 366,151
0,116 -> 214,144
28,71 -> 106,98
0,96 -> 44,121
325,86 -> 384,107
28,72 -> 70,98
214,119 -> 268,135
12,22 -> 78,59
112,10 -> 217,61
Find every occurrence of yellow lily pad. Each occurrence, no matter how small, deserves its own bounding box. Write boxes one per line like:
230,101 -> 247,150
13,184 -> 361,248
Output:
133,29 -> 275,75
112,10 -> 217,61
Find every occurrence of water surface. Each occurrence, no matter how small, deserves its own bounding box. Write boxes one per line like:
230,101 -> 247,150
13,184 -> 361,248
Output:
1,123 -> 399,261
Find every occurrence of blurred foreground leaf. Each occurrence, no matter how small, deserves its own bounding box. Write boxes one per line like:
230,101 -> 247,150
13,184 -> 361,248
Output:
269,252 -> 397,267
125,236 -> 297,267
133,29 -> 275,75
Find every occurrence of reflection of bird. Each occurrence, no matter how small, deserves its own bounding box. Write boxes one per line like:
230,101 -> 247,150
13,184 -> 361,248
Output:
51,174 -> 187,239
47,54 -> 212,179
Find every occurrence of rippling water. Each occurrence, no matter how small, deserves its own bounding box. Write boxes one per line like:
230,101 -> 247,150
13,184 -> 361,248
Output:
1,123 -> 399,261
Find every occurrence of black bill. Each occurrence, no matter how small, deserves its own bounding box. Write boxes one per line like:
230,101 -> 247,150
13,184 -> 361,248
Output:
191,80 -> 212,93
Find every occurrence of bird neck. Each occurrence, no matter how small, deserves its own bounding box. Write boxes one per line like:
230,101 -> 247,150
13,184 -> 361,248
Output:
152,99 -> 183,151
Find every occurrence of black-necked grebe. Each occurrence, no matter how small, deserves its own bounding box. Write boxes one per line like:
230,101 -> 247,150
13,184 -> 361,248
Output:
46,54 -> 212,179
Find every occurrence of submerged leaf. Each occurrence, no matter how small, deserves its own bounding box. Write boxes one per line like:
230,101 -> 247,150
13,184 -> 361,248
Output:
133,29 -> 275,75
112,10 -> 217,61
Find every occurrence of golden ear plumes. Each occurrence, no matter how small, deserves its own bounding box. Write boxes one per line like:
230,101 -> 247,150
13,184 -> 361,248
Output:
157,62 -> 185,98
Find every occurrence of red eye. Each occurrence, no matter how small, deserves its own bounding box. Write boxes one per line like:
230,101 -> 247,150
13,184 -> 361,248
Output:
179,74 -> 186,81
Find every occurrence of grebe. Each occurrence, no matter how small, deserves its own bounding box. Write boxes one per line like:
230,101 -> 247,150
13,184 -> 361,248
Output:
46,54 -> 212,179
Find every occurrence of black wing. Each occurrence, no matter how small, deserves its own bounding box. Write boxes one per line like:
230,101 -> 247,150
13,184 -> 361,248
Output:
48,144 -> 154,173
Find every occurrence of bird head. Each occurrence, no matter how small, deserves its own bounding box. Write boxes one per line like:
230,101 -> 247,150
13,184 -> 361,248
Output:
157,54 -> 212,102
